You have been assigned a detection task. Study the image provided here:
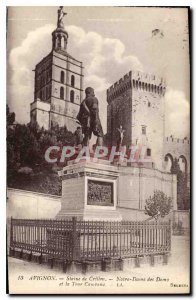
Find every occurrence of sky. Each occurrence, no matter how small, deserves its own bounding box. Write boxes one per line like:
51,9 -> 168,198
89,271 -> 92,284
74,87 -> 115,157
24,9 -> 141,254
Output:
7,6 -> 190,138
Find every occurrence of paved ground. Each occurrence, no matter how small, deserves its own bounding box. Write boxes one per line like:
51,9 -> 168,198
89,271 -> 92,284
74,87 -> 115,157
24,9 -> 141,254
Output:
7,235 -> 190,294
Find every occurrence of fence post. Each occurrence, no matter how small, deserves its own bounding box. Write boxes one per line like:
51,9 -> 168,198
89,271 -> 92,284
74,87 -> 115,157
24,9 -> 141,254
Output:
168,219 -> 172,251
9,217 -> 13,256
72,217 -> 77,261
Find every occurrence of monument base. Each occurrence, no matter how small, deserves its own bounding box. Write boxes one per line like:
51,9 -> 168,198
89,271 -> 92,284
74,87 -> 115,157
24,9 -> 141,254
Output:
56,208 -> 122,221
56,160 -> 122,221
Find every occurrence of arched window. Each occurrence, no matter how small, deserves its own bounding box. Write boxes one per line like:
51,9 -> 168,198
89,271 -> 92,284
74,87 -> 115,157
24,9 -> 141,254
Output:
179,155 -> 188,173
40,90 -> 42,100
60,87 -> 64,99
42,89 -> 45,100
164,153 -> 174,173
60,71 -> 64,83
71,75 -> 75,87
70,90 -> 74,103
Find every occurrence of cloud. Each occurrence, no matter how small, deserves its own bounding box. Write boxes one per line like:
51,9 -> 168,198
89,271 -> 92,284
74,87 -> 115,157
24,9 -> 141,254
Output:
8,24 -> 189,138
67,25 -> 143,89
85,75 -> 109,92
9,24 -> 55,124
165,88 -> 190,138
8,24 -> 143,127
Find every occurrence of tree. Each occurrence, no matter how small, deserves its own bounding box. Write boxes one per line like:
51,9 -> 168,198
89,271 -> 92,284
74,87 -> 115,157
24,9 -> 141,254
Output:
7,107 -> 75,195
145,190 -> 172,220
7,105 -> 15,126
171,158 -> 189,210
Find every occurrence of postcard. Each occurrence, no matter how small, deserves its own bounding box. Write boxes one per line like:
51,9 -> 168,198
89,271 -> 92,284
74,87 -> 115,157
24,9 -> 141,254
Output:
7,6 -> 190,294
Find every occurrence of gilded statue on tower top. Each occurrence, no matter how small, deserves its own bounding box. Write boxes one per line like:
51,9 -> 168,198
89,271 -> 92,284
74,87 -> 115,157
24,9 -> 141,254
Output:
57,6 -> 67,28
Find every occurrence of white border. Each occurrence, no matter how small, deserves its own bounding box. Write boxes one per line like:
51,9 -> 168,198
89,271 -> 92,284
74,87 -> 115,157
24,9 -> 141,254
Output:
2,1 -> 194,299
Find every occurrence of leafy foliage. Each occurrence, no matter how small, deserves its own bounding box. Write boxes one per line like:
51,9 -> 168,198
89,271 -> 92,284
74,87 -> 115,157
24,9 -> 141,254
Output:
7,105 -> 15,126
171,158 -> 190,210
145,190 -> 172,220
7,106 -> 75,195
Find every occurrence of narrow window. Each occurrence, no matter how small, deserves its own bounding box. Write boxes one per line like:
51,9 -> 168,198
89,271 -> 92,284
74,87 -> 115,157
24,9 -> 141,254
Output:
70,90 -> 74,103
71,75 -> 75,87
142,125 -> 146,135
48,86 -> 51,98
147,148 -> 151,156
133,80 -> 135,88
42,89 -> 45,100
40,90 -> 42,100
60,71 -> 64,83
60,87 -> 64,99
57,36 -> 61,48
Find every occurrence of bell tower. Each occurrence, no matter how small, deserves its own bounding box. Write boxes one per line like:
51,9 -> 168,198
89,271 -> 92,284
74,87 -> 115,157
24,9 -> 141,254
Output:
30,6 -> 84,131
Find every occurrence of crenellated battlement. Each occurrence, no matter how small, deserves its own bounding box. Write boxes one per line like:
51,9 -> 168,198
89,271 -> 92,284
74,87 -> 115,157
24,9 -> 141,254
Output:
107,70 -> 166,103
164,136 -> 190,145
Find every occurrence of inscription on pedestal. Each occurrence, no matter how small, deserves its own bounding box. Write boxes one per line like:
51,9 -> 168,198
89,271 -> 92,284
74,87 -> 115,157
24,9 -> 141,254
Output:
87,179 -> 114,206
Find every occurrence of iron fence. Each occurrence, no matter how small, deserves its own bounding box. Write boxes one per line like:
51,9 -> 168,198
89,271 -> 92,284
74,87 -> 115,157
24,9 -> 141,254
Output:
10,217 -> 171,262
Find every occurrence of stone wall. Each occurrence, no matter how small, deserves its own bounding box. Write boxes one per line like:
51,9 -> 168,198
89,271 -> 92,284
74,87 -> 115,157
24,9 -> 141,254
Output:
31,43 -> 84,131
7,188 -> 61,219
7,164 -> 177,221
107,90 -> 132,146
173,210 -> 190,229
163,137 -> 190,173
117,166 -> 177,211
131,86 -> 164,171
106,70 -> 166,171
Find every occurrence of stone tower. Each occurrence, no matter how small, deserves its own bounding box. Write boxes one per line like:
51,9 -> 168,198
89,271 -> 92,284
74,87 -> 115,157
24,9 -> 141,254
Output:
30,7 -> 84,131
107,71 -> 166,171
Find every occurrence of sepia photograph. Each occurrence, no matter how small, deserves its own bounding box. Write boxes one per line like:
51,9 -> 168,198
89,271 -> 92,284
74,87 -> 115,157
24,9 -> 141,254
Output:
6,5 -> 190,294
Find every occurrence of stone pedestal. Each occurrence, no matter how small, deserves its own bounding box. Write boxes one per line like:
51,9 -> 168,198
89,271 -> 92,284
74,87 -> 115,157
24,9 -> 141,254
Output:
56,160 -> 122,221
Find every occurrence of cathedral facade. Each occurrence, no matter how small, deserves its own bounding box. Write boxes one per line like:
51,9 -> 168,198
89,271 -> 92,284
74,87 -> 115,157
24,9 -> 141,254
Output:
30,12 -> 84,131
